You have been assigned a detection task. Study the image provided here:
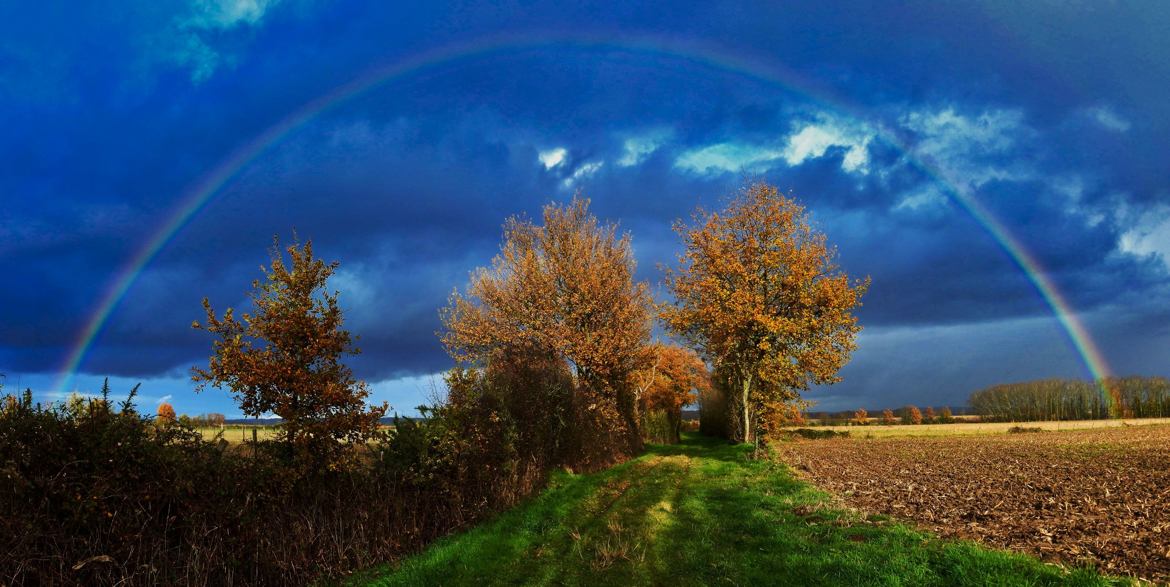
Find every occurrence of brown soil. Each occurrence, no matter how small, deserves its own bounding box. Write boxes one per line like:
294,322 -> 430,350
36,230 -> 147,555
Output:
775,424 -> 1170,582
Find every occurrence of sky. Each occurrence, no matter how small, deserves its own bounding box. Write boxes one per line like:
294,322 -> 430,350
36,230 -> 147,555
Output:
2,1 -> 1169,417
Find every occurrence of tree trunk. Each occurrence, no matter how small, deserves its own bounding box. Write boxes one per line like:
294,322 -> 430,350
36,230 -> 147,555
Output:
742,373 -> 753,444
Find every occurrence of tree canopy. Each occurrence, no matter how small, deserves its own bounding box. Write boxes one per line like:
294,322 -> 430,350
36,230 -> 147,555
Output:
662,182 -> 868,443
192,238 -> 385,461
441,198 -> 653,466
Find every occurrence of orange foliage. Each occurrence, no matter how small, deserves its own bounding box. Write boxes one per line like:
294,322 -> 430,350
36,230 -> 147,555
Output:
759,399 -> 809,439
633,343 -> 709,443
662,182 -> 869,443
881,408 -> 896,425
441,198 -> 653,466
192,238 -> 386,462
924,406 -> 937,423
156,402 -> 176,424
853,408 -> 868,426
906,405 -> 923,425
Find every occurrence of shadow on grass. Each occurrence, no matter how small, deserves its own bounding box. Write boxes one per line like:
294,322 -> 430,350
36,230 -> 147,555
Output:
357,433 -> 1123,587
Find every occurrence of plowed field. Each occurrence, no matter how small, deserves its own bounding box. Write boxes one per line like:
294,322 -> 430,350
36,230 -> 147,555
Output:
776,425 -> 1170,582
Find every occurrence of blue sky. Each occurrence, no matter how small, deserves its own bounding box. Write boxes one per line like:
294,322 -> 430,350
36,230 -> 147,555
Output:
3,1 -> 1169,416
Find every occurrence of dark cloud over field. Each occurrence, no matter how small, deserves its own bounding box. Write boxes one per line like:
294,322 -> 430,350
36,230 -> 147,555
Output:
2,1 -> 1169,414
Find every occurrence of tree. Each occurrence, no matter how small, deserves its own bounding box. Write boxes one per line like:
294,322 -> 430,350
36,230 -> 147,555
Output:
633,343 -> 709,443
441,198 -> 653,465
156,402 -> 176,424
924,406 -> 936,423
903,405 -> 923,425
881,408 -> 896,425
853,408 -> 868,426
192,238 -> 386,461
662,182 -> 869,443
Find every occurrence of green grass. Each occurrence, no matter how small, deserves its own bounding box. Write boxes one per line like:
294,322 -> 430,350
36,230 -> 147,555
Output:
355,433 -> 1122,586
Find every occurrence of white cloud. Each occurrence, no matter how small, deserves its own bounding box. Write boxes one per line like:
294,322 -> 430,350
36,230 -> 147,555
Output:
563,161 -> 604,188
617,129 -> 672,167
1119,204 -> 1170,270
674,115 -> 873,176
167,0 -> 283,82
893,185 -> 947,212
901,107 -> 1033,188
188,0 -> 278,29
1085,105 -> 1131,132
156,394 -> 173,405
538,147 -> 567,170
782,119 -> 873,173
674,142 -> 783,174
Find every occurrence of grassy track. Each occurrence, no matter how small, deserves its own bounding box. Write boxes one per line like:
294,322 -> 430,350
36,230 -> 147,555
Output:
357,433 -> 1119,586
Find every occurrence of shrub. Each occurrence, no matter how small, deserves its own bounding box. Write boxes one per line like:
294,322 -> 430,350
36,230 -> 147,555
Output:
0,379 -> 553,585
1008,426 -> 1044,434
785,428 -> 850,440
641,410 -> 676,444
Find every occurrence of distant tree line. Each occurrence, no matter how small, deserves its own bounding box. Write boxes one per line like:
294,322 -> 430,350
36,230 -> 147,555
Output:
806,405 -> 956,426
969,376 -> 1170,421
176,412 -> 225,427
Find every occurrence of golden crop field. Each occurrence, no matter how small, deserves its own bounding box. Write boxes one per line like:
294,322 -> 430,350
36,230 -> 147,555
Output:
195,425 -> 284,443
195,425 -> 397,443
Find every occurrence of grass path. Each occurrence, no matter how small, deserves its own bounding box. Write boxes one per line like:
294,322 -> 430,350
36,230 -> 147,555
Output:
357,433 -> 1119,586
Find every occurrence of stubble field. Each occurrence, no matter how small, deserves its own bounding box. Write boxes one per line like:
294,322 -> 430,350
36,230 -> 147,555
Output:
776,424 -> 1170,582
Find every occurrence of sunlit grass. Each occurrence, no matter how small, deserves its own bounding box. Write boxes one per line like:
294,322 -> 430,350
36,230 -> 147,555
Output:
353,433 -> 1123,586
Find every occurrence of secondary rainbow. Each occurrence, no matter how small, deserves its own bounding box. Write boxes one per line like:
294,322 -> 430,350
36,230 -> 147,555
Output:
54,31 -> 1115,406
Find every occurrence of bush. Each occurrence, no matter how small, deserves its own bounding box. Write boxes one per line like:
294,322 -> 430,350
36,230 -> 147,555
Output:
1008,426 -> 1044,434
698,373 -> 731,439
0,379 -> 552,585
641,409 -> 676,444
784,428 -> 850,440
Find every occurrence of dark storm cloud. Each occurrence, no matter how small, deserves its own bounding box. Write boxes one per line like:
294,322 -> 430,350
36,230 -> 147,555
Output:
3,1 -> 1168,412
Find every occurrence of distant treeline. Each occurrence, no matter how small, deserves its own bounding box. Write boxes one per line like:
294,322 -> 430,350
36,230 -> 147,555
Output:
969,376 -> 1170,421
807,406 -> 975,425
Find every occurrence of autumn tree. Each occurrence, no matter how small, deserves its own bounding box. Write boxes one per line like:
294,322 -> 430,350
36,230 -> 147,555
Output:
441,198 -> 653,466
156,402 -> 176,424
633,343 -> 709,443
192,238 -> 386,462
853,408 -> 868,426
924,406 -> 937,423
881,408 -> 896,425
903,405 -> 923,425
662,182 -> 869,443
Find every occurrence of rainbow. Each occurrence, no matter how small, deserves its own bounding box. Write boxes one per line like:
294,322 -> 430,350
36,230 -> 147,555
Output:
53,31 -> 1115,409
